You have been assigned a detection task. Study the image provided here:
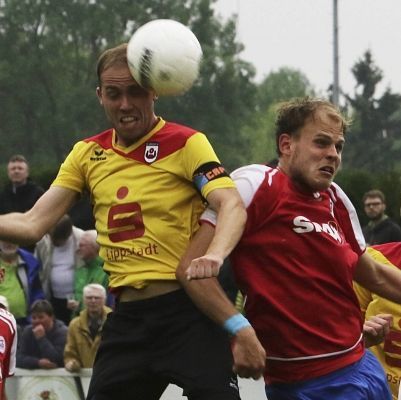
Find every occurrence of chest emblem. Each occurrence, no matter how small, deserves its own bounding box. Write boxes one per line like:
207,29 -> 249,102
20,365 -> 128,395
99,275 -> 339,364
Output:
144,142 -> 159,163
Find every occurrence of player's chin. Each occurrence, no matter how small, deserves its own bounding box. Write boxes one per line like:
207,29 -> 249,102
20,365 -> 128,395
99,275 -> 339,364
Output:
312,177 -> 333,191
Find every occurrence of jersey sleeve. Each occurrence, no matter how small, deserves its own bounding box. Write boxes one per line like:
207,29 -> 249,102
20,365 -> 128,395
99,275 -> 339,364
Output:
183,132 -> 235,199
51,142 -> 87,194
330,182 -> 366,256
200,164 -> 268,226
354,246 -> 397,313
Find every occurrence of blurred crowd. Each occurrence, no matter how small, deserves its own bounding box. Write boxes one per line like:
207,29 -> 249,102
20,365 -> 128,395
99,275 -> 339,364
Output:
0,154 -> 113,372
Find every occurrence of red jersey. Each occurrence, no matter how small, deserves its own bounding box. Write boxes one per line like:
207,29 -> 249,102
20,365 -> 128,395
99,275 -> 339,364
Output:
203,164 -> 366,383
0,307 -> 17,397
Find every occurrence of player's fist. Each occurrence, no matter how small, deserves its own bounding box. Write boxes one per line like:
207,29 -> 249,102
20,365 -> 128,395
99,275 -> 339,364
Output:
186,254 -> 223,280
363,313 -> 393,347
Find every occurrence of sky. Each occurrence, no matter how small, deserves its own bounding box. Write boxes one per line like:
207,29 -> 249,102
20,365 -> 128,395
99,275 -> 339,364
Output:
213,0 -> 401,99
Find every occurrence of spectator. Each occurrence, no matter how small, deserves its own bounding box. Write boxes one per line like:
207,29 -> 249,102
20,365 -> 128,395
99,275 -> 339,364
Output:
17,299 -> 67,369
64,284 -> 112,372
0,154 -> 44,252
362,189 -> 401,245
0,240 -> 45,327
67,230 -> 110,316
35,215 -> 84,325
354,242 -> 401,399
0,267 -> 18,400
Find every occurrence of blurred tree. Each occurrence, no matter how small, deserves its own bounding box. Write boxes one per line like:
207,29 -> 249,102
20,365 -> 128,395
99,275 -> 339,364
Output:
343,51 -> 401,171
336,169 -> 401,226
0,0 -> 256,171
244,67 -> 315,164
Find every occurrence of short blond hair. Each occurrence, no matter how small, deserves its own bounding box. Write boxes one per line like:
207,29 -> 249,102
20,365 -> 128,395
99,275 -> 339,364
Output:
96,43 -> 128,85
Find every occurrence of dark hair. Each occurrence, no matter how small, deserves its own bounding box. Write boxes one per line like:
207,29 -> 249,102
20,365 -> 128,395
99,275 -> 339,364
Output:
274,97 -> 350,156
50,214 -> 73,244
31,299 -> 54,316
8,154 -> 28,164
96,43 -> 128,86
363,189 -> 386,204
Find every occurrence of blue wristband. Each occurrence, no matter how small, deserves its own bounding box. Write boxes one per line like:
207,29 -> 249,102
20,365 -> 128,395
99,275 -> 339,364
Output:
223,313 -> 251,336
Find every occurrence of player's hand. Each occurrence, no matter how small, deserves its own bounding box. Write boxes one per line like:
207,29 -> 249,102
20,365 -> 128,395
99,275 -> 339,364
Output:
363,313 -> 393,347
38,358 -> 57,369
185,254 -> 223,280
231,326 -> 266,379
32,324 -> 46,339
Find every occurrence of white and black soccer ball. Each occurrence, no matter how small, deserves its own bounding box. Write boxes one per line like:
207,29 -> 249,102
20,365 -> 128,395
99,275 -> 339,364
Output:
127,19 -> 203,96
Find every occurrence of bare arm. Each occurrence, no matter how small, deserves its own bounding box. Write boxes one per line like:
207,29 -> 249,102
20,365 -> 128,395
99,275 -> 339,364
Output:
186,187 -> 246,279
176,223 -> 265,379
0,186 -> 78,244
354,252 -> 401,303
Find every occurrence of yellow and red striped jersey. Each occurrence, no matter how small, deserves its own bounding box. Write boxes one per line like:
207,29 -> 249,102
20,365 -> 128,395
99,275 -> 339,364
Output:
354,243 -> 401,399
52,118 -> 234,289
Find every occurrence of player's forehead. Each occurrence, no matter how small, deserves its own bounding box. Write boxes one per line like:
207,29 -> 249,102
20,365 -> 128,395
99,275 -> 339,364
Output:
304,107 -> 344,139
100,64 -> 137,87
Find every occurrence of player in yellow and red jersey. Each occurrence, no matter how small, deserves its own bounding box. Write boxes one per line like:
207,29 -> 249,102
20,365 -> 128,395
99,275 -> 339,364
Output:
0,43 -> 265,399
354,243 -> 401,399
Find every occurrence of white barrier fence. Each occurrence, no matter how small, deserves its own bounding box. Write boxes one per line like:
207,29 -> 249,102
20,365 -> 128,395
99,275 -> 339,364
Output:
6,368 -> 266,400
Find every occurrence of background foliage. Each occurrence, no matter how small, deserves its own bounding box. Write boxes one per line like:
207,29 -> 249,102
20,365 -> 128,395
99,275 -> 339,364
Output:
0,0 -> 400,222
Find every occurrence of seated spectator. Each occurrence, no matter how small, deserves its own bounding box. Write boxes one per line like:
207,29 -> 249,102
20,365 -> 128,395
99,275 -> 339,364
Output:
67,230 -> 110,316
0,240 -> 45,327
64,284 -> 111,372
35,214 -> 84,325
17,299 -> 67,369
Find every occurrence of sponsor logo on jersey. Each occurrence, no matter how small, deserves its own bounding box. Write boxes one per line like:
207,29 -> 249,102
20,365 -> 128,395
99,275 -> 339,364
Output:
144,142 -> 159,163
0,336 -> 5,354
90,148 -> 107,161
293,216 -> 343,243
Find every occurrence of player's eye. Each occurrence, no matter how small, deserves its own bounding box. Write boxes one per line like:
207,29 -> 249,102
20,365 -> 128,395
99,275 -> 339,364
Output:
105,89 -> 120,99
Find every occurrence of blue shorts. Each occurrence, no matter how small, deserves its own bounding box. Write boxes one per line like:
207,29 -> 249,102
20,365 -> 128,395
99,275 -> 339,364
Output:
265,350 -> 391,400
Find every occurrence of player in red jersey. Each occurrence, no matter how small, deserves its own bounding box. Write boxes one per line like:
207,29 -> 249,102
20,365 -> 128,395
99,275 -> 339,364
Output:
180,98 -> 401,399
0,266 -> 17,400
0,43 -> 265,399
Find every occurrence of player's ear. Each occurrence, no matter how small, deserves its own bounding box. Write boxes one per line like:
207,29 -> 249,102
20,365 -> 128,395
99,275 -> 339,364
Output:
96,87 -> 103,105
278,133 -> 292,156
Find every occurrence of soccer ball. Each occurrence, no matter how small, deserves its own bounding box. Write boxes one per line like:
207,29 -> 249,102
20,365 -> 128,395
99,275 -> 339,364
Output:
127,19 -> 203,96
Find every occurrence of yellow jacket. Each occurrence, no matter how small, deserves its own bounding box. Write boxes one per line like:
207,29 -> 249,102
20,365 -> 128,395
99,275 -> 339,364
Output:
64,306 -> 111,368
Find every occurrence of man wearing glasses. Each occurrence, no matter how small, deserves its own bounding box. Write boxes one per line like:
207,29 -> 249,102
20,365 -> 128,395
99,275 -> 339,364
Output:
362,189 -> 401,245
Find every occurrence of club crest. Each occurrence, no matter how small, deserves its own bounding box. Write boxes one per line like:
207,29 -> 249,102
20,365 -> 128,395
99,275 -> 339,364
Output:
144,142 -> 159,163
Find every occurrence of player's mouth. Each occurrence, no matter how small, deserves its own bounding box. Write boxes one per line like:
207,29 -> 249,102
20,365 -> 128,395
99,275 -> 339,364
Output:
319,166 -> 335,177
120,116 -> 140,124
